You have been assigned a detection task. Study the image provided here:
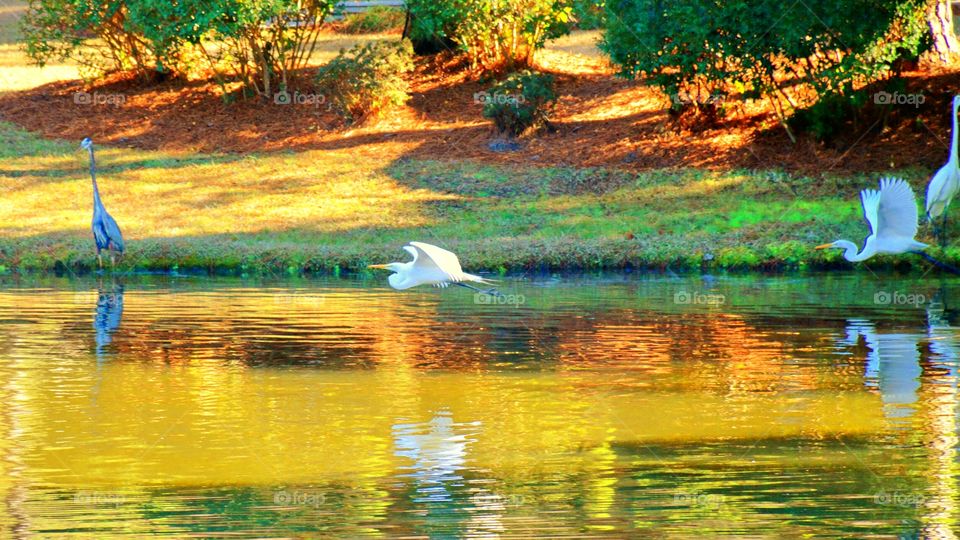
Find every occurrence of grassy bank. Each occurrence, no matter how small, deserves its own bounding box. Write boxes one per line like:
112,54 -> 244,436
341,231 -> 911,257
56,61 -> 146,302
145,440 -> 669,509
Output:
2,122 -> 957,275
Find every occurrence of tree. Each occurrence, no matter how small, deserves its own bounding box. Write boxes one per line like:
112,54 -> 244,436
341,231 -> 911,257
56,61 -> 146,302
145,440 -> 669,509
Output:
600,0 -> 929,137
404,0 -> 574,72
926,0 -> 960,62
20,0 -> 336,95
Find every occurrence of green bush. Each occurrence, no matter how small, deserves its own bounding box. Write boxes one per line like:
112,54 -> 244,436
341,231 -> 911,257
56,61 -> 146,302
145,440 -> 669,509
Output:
482,70 -> 557,137
341,6 -> 406,34
405,0 -> 574,71
21,0 -> 337,95
571,0 -> 604,30
21,0 -> 158,77
600,0 -> 928,135
316,39 -> 414,123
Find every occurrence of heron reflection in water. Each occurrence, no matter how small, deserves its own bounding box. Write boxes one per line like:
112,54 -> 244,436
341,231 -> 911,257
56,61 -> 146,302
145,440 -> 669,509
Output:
94,280 -> 124,360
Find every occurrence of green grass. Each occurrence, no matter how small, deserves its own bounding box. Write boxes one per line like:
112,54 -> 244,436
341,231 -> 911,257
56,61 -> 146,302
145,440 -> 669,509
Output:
1,121 -> 954,275
0,4 -> 952,276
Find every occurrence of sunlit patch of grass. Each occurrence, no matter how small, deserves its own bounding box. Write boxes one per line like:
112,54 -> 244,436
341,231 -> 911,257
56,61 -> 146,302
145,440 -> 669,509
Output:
0,1 -> 80,92
0,121 -> 944,274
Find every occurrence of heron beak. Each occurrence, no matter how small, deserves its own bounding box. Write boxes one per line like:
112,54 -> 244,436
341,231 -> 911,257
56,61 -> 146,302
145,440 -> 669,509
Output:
814,243 -> 833,250
367,264 -> 389,269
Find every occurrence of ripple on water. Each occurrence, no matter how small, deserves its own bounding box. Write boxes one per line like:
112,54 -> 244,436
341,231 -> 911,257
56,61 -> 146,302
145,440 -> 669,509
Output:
0,273 -> 957,537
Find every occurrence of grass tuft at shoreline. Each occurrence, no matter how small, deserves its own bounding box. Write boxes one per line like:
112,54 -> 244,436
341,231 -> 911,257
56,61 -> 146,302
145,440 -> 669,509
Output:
1,122 -> 957,276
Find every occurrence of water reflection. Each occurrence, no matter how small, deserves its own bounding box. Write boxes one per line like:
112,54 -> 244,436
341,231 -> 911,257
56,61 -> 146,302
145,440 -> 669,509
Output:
927,288 -> 960,365
842,319 -> 922,419
0,274 -> 959,537
93,280 -> 123,360
394,411 -> 484,537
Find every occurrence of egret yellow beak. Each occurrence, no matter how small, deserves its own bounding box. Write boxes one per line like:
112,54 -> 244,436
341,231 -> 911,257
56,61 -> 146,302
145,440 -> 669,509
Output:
367,264 -> 389,269
814,243 -> 834,250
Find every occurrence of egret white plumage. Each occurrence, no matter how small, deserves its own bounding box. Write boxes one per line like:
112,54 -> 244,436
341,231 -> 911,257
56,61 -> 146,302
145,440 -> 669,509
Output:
815,177 -> 927,261
82,138 -> 125,269
925,95 -> 960,244
368,241 -> 497,293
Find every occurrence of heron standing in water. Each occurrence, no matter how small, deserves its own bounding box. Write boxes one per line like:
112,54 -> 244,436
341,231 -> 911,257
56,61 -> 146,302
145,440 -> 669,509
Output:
82,138 -> 124,269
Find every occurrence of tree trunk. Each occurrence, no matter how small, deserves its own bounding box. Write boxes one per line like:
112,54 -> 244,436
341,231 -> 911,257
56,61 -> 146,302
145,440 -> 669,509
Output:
928,0 -> 960,63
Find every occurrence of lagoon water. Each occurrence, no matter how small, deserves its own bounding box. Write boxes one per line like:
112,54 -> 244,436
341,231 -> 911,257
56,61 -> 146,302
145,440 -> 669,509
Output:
0,273 -> 958,538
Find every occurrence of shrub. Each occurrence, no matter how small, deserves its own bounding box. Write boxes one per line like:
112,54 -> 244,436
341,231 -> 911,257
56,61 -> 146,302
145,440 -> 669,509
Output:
341,6 -> 406,34
21,0 -> 337,96
482,70 -> 557,137
21,0 -> 159,77
405,0 -> 574,71
600,0 -> 929,137
571,0 -> 604,30
315,39 -> 414,122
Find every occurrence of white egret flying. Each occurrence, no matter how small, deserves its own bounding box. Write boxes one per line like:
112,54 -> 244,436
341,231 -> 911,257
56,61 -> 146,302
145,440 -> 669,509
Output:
925,95 -> 960,244
816,177 -> 928,261
368,241 -> 498,293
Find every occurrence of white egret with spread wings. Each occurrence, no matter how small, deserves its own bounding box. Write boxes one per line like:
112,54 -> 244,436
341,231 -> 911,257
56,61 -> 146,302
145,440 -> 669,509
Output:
369,241 -> 498,293
816,177 -> 927,261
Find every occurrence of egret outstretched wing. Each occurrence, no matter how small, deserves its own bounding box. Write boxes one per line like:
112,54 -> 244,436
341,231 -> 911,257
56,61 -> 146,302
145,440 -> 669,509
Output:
873,177 -> 919,241
860,186 -> 881,237
406,241 -> 467,282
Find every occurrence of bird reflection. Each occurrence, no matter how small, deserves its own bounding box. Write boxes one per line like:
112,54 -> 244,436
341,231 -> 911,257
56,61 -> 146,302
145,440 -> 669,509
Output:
840,319 -> 921,419
94,280 -> 124,360
393,411 -> 480,495
393,411 -> 483,536
926,289 -> 960,368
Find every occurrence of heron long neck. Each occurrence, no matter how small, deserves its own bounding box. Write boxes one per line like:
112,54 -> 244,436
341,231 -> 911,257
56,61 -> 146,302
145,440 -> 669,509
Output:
950,99 -> 959,166
88,146 -> 102,209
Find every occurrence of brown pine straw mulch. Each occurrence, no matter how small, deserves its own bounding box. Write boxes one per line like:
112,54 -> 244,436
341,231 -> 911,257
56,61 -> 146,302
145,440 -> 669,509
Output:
2,46 -> 960,176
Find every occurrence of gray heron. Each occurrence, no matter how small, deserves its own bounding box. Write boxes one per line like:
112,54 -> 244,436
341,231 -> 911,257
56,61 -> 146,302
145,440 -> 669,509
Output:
81,138 -> 124,269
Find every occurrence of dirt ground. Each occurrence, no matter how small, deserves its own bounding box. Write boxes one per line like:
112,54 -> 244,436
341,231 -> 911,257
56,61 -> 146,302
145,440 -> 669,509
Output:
2,30 -> 960,176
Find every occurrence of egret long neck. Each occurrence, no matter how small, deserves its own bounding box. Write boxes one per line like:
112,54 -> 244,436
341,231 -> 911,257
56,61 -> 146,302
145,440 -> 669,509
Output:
843,240 -> 872,262
88,146 -> 102,208
951,99 -> 959,165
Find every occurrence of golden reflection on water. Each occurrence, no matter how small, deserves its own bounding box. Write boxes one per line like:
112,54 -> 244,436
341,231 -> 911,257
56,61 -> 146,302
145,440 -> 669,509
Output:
0,275 -> 958,537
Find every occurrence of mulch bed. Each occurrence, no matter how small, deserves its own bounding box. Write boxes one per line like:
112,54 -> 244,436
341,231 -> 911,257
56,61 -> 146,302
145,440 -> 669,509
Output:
2,49 -> 960,176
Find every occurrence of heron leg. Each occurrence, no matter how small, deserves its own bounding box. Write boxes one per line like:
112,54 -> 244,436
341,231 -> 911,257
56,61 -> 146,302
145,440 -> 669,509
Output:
97,252 -> 103,270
